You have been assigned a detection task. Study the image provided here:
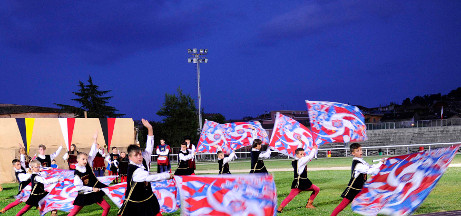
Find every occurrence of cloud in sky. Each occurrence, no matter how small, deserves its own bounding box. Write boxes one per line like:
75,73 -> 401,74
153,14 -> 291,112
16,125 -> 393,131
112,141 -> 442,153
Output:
0,0 -> 214,64
257,0 -> 402,45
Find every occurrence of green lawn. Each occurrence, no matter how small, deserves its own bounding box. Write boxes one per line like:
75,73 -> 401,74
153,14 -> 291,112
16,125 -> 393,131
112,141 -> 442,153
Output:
1,155 -> 460,215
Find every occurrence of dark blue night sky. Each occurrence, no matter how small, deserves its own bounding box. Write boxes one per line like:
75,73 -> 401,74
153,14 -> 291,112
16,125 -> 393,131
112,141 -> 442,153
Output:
1,0 -> 460,120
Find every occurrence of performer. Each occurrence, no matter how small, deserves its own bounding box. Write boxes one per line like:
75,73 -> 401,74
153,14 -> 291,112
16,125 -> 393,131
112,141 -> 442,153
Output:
106,147 -> 120,183
50,159 -> 58,169
0,159 -> 31,214
277,147 -> 319,213
118,152 -> 129,183
136,119 -> 155,171
156,138 -> 171,173
184,136 -> 196,172
118,144 -> 173,216
35,143 -> 63,167
63,144 -> 79,170
330,143 -> 384,216
174,142 -> 195,176
249,139 -> 271,174
215,145 -> 237,174
91,133 -> 106,177
16,160 -> 62,216
17,143 -> 31,169
68,147 -> 111,216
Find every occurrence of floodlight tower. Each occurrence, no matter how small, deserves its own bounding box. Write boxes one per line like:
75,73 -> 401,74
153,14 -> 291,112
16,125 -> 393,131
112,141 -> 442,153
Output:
188,48 -> 208,133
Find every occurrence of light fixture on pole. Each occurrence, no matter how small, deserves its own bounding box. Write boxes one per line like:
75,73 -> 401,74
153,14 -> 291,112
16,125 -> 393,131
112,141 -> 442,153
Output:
187,48 -> 208,133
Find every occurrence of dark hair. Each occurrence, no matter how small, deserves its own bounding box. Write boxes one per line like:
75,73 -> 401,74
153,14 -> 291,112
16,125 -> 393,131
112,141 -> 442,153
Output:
52,159 -> 56,162
71,144 -> 77,149
350,143 -> 361,152
127,144 -> 142,156
184,136 -> 191,141
38,144 -> 46,150
295,148 -> 305,155
251,139 -> 262,148
112,147 -> 117,150
217,151 -> 223,155
12,159 -> 20,164
159,138 -> 165,141
180,142 -> 187,146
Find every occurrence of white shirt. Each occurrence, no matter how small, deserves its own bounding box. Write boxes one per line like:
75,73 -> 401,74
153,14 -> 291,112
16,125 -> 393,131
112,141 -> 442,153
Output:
37,146 -> 63,161
295,149 -> 317,176
88,143 -> 99,167
252,148 -> 271,159
19,172 -> 59,185
215,146 -> 237,165
73,165 -> 95,194
179,150 -> 194,161
20,154 -> 27,168
144,135 -> 155,171
129,161 -> 171,182
353,157 -> 383,178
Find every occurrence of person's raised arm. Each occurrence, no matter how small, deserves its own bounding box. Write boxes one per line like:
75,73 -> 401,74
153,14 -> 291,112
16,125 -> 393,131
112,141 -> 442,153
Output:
259,146 -> 272,159
88,143 -> 98,166
50,144 -> 63,160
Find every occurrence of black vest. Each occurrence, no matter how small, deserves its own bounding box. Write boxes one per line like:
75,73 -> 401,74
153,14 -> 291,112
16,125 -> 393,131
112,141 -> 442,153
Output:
118,157 -> 129,175
348,159 -> 367,189
30,174 -> 46,195
15,168 -> 30,194
291,160 -> 312,190
110,153 -> 120,162
125,164 -> 154,200
74,164 -> 108,189
250,151 -> 267,173
37,155 -> 51,167
218,159 -> 230,174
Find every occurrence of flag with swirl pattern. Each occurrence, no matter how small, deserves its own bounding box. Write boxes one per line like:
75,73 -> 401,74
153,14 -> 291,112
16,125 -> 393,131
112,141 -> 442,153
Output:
306,100 -> 367,145
351,144 -> 460,216
175,174 -> 277,216
39,176 -> 117,216
102,179 -> 179,213
197,120 -> 231,154
269,113 -> 316,157
221,121 -> 269,150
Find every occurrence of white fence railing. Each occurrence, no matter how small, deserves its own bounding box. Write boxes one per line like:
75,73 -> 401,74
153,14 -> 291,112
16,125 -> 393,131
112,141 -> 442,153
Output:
366,119 -> 461,130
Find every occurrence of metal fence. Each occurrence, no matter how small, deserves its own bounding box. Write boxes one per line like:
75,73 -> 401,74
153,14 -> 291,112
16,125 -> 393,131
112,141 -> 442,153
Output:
366,119 -> 461,130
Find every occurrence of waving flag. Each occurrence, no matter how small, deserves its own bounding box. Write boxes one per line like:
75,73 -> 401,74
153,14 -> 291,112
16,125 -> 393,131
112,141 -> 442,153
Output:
39,176 -> 117,216
269,113 -> 316,158
306,100 -> 367,145
16,169 -> 75,202
352,145 -> 460,216
197,120 -> 230,154
222,121 -> 269,150
102,179 -> 179,213
175,174 -> 277,216
58,118 -> 76,150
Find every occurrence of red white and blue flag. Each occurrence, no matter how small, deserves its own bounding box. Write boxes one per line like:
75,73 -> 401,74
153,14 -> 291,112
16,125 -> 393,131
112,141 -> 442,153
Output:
175,174 -> 277,216
102,179 -> 179,213
269,113 -> 317,158
352,145 -> 460,216
197,120 -> 231,154
222,121 -> 269,150
306,100 -> 367,145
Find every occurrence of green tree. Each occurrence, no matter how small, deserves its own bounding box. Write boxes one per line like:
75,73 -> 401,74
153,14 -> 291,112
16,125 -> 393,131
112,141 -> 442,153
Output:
56,76 -> 124,117
157,87 -> 199,147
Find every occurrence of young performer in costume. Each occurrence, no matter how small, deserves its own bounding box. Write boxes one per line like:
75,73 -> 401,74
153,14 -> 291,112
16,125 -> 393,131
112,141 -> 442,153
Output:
156,138 -> 171,173
35,144 -> 63,167
184,136 -> 196,172
106,147 -> 120,183
214,145 -> 237,174
118,152 -> 129,183
63,144 -> 79,170
277,147 -> 320,213
50,159 -> 58,169
16,160 -> 62,216
330,143 -> 385,216
174,142 -> 196,176
17,144 -> 31,169
0,159 -> 31,214
250,139 -> 272,174
68,148 -> 111,216
118,144 -> 173,216
136,119 -> 155,171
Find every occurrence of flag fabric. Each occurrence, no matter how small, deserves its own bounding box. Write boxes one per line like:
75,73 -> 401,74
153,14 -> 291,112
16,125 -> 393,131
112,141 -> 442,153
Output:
39,176 -> 117,216
102,179 -> 179,213
175,174 -> 277,216
351,145 -> 460,216
58,118 -> 76,150
269,113 -> 316,158
306,100 -> 367,145
99,118 -> 116,150
15,118 -> 36,154
197,120 -> 231,154
222,121 -> 269,150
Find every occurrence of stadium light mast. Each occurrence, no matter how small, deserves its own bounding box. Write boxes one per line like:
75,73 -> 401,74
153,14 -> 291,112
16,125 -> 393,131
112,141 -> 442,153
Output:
188,48 -> 208,133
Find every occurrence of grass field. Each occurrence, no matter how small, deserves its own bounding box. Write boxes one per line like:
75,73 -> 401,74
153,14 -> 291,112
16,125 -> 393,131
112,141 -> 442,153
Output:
1,155 -> 460,216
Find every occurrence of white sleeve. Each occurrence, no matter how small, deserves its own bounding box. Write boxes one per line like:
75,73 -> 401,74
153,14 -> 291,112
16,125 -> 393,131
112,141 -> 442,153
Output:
259,149 -> 271,159
156,147 -> 160,155
105,155 -> 111,163
179,152 -> 194,161
20,154 -> 27,169
36,176 -> 59,185
132,168 -> 170,182
142,135 -> 154,166
223,152 -> 236,164
354,162 -> 383,177
50,146 -> 63,160
63,152 -> 69,160
74,175 -> 94,193
18,173 -> 32,182
159,148 -> 169,156
88,143 -> 98,165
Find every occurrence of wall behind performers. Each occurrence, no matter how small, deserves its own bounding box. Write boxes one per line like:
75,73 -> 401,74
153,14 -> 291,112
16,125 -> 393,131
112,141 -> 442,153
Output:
0,118 -> 134,183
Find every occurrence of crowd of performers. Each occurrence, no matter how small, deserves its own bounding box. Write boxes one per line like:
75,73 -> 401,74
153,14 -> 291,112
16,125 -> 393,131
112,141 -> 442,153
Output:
1,119 -> 385,216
